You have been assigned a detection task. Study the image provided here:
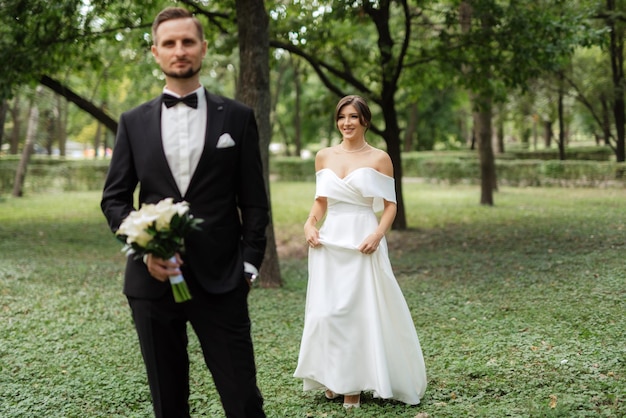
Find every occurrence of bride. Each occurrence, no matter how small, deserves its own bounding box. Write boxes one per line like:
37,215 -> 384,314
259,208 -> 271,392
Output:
293,95 -> 427,409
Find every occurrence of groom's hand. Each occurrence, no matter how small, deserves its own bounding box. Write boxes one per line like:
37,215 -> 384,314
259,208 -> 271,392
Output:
145,254 -> 183,282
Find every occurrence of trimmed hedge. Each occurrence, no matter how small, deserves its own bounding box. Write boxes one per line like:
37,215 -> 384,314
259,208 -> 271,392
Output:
2,151 -> 625,195
0,158 -> 110,194
271,152 -> 626,187
505,146 -> 613,161
269,157 -> 315,182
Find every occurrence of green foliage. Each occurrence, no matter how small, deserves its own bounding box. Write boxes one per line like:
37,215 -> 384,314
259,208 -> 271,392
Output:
1,186 -> 624,416
0,158 -> 110,194
439,0 -> 587,99
1,0 -> 620,165
269,157 -> 316,182
0,0 -> 158,99
0,0 -> 81,97
413,87 -> 468,151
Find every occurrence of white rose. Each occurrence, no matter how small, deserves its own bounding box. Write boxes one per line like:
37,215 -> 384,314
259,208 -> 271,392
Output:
118,209 -> 158,246
127,227 -> 152,247
154,199 -> 190,230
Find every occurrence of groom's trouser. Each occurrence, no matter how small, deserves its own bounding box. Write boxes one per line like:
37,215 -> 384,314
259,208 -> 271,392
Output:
128,276 -> 265,418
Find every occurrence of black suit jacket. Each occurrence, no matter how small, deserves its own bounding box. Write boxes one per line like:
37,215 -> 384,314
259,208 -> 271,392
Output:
101,90 -> 269,297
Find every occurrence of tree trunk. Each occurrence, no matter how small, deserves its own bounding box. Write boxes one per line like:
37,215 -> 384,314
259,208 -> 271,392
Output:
0,99 -> 8,150
544,120 -> 553,148
276,118 -> 292,156
495,113 -> 505,154
13,88 -> 43,197
293,61 -> 302,157
9,96 -> 21,154
557,82 -> 566,161
474,99 -> 496,205
95,122 -> 103,158
43,110 -> 54,155
380,102 -> 407,229
57,92 -> 67,157
532,114 -> 538,150
460,110 -> 471,147
235,0 -> 281,287
601,95 -> 612,146
607,0 -> 625,162
403,102 -> 418,152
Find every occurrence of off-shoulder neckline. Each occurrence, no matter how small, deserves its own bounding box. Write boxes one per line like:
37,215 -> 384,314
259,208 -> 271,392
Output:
317,167 -> 393,180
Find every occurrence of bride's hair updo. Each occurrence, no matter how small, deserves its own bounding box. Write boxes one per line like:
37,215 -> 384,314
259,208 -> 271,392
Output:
335,95 -> 371,131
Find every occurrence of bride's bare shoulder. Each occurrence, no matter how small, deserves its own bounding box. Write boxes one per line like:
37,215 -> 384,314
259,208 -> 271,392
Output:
316,145 -> 343,162
315,146 -> 338,170
316,147 -> 333,158
369,147 -> 393,176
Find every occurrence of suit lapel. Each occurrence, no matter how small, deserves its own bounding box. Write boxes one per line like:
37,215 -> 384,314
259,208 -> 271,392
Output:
205,90 -> 226,150
184,90 -> 226,197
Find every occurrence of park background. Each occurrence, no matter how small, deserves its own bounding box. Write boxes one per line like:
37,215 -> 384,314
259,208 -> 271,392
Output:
1,0 -> 625,417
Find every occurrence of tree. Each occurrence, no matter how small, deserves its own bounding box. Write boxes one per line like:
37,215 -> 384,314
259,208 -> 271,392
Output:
440,0 -> 584,204
233,0 -> 282,287
565,46 -> 615,147
269,0 -> 418,229
0,0 -> 168,130
595,0 -> 626,161
13,87 -> 43,196
2,0 -> 285,286
459,0 -> 497,204
270,55 -> 337,156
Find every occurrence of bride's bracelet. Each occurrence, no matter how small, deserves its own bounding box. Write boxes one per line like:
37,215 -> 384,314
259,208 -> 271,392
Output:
307,215 -> 318,223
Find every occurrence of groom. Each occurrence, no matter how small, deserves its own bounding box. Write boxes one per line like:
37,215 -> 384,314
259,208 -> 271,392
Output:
101,6 -> 269,418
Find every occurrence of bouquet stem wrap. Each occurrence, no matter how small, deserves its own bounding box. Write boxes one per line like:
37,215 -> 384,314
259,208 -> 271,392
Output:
168,257 -> 192,303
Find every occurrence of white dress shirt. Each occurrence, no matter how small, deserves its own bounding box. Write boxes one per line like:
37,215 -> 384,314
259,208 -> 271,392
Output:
161,85 -> 206,197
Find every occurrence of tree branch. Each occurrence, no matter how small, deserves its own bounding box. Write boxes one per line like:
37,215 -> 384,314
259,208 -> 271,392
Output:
177,0 -> 233,34
394,0 -> 412,90
269,40 -> 373,98
562,73 -> 615,148
39,75 -> 118,134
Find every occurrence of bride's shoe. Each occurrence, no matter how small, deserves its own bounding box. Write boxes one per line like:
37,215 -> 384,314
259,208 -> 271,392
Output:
343,394 -> 361,409
325,389 -> 340,400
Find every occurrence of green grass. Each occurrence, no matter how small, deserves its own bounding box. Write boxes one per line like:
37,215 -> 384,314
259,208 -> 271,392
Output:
1,184 -> 624,417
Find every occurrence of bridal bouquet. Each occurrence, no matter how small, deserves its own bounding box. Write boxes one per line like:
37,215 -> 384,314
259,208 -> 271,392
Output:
116,198 -> 203,302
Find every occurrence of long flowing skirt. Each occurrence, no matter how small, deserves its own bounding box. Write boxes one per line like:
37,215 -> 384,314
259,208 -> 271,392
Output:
293,203 -> 427,405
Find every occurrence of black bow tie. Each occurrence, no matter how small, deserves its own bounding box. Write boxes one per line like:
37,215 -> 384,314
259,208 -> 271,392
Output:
162,93 -> 198,109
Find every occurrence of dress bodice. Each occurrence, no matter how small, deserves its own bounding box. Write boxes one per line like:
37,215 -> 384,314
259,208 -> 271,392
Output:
315,168 -> 396,213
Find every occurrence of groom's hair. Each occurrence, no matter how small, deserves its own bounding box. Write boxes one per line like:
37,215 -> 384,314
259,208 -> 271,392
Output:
152,7 -> 204,45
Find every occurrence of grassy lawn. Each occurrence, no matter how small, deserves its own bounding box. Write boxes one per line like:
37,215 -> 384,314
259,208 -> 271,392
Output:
0,183 -> 624,417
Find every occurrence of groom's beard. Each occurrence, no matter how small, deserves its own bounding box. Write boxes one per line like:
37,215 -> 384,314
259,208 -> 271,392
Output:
163,63 -> 202,79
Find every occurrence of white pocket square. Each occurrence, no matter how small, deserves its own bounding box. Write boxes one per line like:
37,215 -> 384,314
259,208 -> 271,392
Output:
217,133 -> 236,148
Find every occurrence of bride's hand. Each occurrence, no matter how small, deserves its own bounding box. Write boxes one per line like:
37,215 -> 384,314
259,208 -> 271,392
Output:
358,232 -> 383,254
304,224 -> 320,248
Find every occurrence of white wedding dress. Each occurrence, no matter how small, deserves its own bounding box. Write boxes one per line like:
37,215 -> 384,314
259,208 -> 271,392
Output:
293,168 -> 427,405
